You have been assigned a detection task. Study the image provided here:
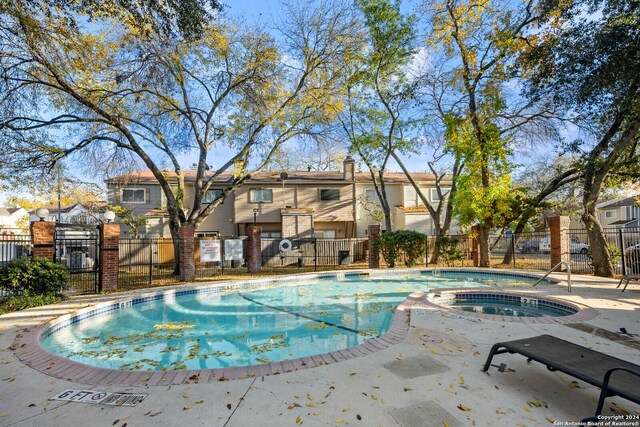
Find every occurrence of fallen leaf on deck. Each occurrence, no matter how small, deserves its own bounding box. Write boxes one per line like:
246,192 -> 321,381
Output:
457,404 -> 470,411
459,377 -> 465,384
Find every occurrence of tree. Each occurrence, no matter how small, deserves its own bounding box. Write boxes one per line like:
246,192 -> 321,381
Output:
337,0 -> 418,232
0,0 -> 361,274
524,0 -> 640,276
4,0 -> 223,40
107,206 -> 148,238
423,0 -> 555,267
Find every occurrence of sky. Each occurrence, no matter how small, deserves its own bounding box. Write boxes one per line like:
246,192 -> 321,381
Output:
0,0 -> 556,205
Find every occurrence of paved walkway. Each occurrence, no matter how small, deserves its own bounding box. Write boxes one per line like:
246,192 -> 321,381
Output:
0,271 -> 639,426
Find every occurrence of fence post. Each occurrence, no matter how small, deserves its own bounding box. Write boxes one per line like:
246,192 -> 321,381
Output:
550,216 -> 570,270
148,240 -> 153,284
511,234 -> 516,268
178,226 -> 196,281
99,223 -> 120,292
368,224 -> 381,269
30,221 -> 55,261
247,226 -> 262,274
619,228 -> 626,276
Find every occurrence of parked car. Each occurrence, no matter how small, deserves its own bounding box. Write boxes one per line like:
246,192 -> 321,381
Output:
517,240 -> 540,253
539,237 -> 589,254
539,237 -> 550,253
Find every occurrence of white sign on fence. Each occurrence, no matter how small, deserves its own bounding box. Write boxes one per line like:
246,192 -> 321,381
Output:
224,239 -> 244,261
200,239 -> 221,262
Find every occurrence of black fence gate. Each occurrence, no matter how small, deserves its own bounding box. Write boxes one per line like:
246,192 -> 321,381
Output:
54,223 -> 100,293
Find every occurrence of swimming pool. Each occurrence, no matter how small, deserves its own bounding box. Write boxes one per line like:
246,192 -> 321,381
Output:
39,271 -> 548,372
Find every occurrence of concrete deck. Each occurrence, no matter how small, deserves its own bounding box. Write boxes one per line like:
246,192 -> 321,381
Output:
1,271 -> 639,426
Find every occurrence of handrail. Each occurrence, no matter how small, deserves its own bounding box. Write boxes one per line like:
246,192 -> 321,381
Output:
533,261 -> 572,292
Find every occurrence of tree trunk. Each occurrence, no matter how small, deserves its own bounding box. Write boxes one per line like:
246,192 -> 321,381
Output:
582,211 -> 614,277
477,223 -> 491,267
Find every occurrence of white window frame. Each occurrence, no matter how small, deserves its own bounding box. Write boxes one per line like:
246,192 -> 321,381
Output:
249,188 -> 273,203
203,189 -> 224,204
430,188 -> 450,202
625,206 -> 639,220
121,188 -> 146,204
320,189 -> 341,201
605,210 -> 616,219
365,189 -> 378,202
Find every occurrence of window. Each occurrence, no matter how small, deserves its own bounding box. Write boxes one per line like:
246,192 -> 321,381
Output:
195,231 -> 219,238
315,230 -> 336,238
605,210 -> 616,219
365,189 -> 378,202
430,188 -> 449,202
626,206 -> 639,220
250,188 -> 273,203
320,189 -> 340,201
203,189 -> 223,204
122,188 -> 146,203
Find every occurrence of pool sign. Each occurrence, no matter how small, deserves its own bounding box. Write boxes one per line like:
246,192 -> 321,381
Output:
224,239 -> 243,261
50,389 -> 147,406
200,239 -> 221,262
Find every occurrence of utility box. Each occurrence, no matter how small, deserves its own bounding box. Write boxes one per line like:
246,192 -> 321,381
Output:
338,250 -> 350,265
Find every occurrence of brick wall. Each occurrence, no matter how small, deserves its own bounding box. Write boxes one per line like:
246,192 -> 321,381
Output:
550,216 -> 570,269
30,221 -> 55,261
368,224 -> 380,269
247,226 -> 262,273
100,223 -> 120,292
178,226 -> 196,281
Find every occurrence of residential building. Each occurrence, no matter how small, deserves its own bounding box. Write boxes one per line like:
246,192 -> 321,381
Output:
106,159 -> 459,238
27,202 -> 107,225
0,206 -> 28,232
596,195 -> 640,228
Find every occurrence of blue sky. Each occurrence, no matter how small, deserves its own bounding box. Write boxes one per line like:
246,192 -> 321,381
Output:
0,0 -> 555,205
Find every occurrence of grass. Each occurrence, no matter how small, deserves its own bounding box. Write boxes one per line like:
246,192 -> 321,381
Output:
0,294 -> 66,315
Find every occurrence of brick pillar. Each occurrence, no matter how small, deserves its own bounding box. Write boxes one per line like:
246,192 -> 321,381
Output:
368,224 -> 381,269
247,225 -> 262,273
550,215 -> 570,270
471,225 -> 480,267
99,223 -> 120,292
178,226 -> 196,281
30,221 -> 55,261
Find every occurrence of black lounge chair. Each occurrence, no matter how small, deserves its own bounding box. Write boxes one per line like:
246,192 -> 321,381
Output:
617,275 -> 640,292
483,335 -> 640,418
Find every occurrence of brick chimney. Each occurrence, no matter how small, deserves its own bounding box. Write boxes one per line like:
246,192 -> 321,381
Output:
343,156 -> 355,181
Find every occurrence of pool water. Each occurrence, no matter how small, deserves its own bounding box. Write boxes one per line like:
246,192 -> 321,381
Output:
450,299 -> 574,317
40,272 -> 542,371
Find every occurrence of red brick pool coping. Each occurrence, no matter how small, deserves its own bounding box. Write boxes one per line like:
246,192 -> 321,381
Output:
11,294 -> 423,386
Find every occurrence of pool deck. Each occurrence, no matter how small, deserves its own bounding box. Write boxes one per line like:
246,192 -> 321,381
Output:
0,269 -> 639,426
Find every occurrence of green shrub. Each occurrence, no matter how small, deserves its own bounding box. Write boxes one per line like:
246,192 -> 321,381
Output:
435,236 -> 465,266
0,294 -> 65,315
0,257 -> 69,296
374,230 -> 427,267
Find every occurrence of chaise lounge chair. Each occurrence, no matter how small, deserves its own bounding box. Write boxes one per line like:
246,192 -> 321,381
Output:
617,275 -> 640,292
483,335 -> 640,419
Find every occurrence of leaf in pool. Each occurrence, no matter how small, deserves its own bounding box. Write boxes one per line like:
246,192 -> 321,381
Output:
229,332 -> 249,341
307,322 -> 328,331
270,334 -> 285,340
357,328 -> 378,337
210,350 -> 232,358
81,336 -> 100,344
255,357 -> 270,364
154,322 -> 195,331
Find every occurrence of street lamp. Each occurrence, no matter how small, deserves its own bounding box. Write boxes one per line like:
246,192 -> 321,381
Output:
104,210 -> 116,224
253,208 -> 258,226
35,208 -> 49,221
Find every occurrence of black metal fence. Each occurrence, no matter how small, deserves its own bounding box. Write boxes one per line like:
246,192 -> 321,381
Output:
260,238 -> 368,272
567,227 -> 640,275
118,238 -> 179,289
54,223 -> 100,294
